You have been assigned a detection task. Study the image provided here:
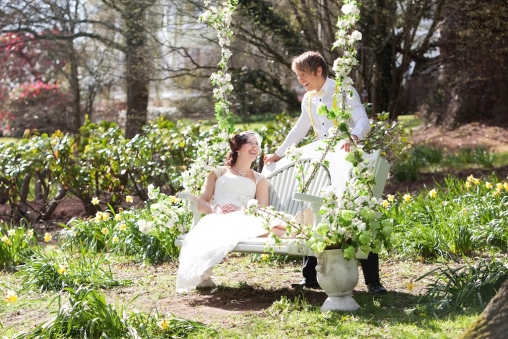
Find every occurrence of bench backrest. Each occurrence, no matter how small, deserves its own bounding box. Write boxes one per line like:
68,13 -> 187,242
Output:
261,140 -> 390,214
266,159 -> 331,215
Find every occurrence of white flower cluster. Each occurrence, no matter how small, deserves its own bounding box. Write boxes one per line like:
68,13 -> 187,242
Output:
198,1 -> 236,126
181,137 -> 228,195
137,184 -> 188,235
332,1 -> 362,92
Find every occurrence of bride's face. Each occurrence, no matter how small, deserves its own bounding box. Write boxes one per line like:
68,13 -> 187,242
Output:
239,135 -> 260,160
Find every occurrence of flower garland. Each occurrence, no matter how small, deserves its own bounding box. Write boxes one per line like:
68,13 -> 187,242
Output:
198,0 -> 237,134
181,0 -> 237,196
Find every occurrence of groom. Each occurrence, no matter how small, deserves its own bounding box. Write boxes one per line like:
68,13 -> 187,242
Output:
264,51 -> 387,294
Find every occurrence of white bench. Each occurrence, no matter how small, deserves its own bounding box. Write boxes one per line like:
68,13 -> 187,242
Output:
175,140 -> 390,256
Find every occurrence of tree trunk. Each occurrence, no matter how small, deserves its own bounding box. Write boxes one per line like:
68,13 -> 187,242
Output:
68,43 -> 82,133
422,0 -> 508,129
123,1 -> 150,139
460,279 -> 508,339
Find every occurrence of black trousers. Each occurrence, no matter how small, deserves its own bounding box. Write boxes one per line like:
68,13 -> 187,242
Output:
302,252 -> 380,285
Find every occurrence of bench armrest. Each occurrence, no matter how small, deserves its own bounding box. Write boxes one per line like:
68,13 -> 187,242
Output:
178,192 -> 201,230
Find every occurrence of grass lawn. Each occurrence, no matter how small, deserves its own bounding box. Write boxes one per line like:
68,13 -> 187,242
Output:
1,252 -> 481,338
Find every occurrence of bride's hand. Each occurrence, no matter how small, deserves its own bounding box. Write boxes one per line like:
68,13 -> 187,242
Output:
215,204 -> 240,214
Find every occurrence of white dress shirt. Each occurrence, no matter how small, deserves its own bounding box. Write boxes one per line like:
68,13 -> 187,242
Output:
275,78 -> 371,157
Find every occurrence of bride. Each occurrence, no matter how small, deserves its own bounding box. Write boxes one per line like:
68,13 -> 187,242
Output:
176,131 -> 285,292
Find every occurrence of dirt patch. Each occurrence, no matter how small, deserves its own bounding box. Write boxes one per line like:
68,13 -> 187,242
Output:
411,122 -> 508,153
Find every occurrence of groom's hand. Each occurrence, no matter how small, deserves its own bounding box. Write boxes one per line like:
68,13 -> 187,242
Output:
264,153 -> 281,164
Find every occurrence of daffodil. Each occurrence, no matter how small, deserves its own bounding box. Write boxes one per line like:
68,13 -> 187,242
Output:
465,181 -> 471,189
467,175 -> 475,182
504,183 -> 508,191
1,235 -> 8,243
262,254 -> 268,261
485,182 -> 492,189
112,236 -> 119,243
101,212 -> 110,221
473,178 -> 481,185
118,223 -> 127,231
26,229 -> 34,237
403,194 -> 411,202
44,233 -> 52,242
8,229 -> 15,236
158,319 -> 169,330
5,290 -> 18,304
115,214 -> 123,221
101,228 -> 109,235
387,194 -> 395,202
91,197 -> 100,205
126,195 -> 134,203
428,189 -> 437,198
407,282 -> 414,291
58,266 -> 67,275
381,200 -> 390,208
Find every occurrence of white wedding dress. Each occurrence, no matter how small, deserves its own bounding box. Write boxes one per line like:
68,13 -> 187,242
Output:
176,167 -> 268,293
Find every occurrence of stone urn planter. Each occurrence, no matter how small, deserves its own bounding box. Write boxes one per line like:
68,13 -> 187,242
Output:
316,248 -> 360,311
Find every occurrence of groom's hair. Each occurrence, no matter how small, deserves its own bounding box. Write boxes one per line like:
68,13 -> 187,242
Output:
291,51 -> 328,78
225,131 -> 261,167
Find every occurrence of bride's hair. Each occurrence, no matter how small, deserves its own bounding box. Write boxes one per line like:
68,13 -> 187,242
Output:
225,131 -> 262,167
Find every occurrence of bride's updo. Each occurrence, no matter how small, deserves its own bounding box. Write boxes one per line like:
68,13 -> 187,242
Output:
225,131 -> 262,167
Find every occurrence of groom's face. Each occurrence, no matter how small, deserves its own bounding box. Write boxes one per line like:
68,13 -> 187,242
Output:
294,66 -> 323,92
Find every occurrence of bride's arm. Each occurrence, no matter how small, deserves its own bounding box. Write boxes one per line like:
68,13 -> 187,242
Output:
197,171 -> 217,214
255,177 -> 269,208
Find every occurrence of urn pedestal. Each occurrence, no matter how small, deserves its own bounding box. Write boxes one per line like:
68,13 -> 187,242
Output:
316,249 -> 360,311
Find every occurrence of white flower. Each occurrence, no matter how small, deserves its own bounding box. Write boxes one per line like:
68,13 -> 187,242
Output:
341,4 -> 359,15
137,220 -> 154,234
351,30 -> 362,41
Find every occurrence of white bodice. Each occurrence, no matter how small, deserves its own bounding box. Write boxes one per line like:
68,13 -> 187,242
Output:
212,166 -> 263,207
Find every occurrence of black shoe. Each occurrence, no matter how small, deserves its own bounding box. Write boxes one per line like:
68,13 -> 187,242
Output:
367,281 -> 387,294
291,280 -> 321,290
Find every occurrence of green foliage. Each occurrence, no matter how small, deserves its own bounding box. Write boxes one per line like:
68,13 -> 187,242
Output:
0,222 -> 38,269
363,112 -> 412,165
17,248 -> 128,292
266,295 -> 312,316
385,175 -> 508,259
12,286 -> 215,339
417,259 -> 508,313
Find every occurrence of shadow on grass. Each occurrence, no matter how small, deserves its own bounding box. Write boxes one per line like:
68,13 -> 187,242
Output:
191,285 -> 480,330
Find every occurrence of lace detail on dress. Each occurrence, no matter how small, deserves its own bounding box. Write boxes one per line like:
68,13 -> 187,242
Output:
214,166 -> 226,178
253,170 -> 265,185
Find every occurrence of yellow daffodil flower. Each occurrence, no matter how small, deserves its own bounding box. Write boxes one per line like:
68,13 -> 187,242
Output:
467,175 -> 474,182
485,182 -> 492,189
387,194 -> 395,202
7,239 -> 12,246
8,229 -> 15,236
465,182 -> 471,189
118,223 -> 127,231
1,235 -> 8,243
381,200 -> 390,208
58,266 -> 67,275
101,228 -> 109,235
428,189 -> 437,198
5,290 -> 18,304
115,214 -> 123,221
403,194 -> 411,202
44,233 -> 52,242
101,213 -> 110,221
91,197 -> 100,205
407,282 -> 414,291
504,183 -> 508,191
473,178 -> 481,185
158,319 -> 169,330
112,236 -> 119,243
126,196 -> 134,203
